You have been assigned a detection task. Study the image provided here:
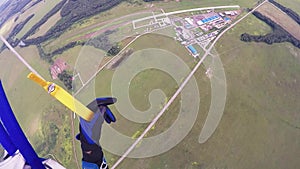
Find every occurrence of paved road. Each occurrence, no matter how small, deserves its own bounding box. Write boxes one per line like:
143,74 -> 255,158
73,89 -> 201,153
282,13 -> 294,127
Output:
132,5 -> 240,23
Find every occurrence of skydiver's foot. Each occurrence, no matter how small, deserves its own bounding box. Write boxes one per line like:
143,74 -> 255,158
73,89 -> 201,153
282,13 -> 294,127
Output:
100,157 -> 109,169
100,163 -> 108,169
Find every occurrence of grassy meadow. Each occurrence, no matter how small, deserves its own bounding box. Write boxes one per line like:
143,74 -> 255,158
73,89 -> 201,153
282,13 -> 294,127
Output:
15,0 -> 62,39
97,4 -> 300,169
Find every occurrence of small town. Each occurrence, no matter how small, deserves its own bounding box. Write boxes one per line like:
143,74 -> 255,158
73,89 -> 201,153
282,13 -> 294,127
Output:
172,9 -> 240,57
132,8 -> 241,58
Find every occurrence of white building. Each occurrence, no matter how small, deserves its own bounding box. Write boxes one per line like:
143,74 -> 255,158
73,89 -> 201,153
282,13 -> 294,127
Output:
196,20 -> 204,26
184,18 -> 194,26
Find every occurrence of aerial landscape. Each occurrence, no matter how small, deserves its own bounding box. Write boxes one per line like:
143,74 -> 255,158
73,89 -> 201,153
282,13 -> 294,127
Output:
0,0 -> 299,168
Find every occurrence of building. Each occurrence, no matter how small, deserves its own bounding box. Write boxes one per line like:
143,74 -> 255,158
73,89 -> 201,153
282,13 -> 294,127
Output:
224,11 -> 236,16
187,45 -> 198,55
196,20 -> 204,26
224,17 -> 231,21
198,15 -> 220,25
184,17 -> 194,26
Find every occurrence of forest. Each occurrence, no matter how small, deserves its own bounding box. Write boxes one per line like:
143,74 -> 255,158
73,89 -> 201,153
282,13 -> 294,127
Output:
57,70 -> 73,90
240,11 -> 300,48
0,0 -> 31,28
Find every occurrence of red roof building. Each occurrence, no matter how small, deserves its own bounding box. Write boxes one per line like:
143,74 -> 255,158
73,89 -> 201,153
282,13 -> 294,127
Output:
50,59 -> 68,79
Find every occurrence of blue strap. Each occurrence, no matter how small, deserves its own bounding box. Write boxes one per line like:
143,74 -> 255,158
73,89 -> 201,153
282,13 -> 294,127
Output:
0,121 -> 17,156
0,81 -> 45,169
82,161 -> 99,169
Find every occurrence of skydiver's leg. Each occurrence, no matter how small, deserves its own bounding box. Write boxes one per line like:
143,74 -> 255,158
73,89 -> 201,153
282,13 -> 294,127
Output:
78,126 -> 108,169
78,98 -> 117,169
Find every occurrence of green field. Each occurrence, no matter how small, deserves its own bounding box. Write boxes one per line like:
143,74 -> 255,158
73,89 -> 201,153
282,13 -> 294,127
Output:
91,33 -> 196,137
96,6 -> 300,169
0,45 -> 77,167
15,0 -> 62,39
276,0 -> 300,13
29,12 -> 62,39
94,33 -> 209,169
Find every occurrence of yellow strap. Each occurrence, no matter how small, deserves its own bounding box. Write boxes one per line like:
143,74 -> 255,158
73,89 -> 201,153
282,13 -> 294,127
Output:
27,72 -> 94,121
27,73 -> 47,87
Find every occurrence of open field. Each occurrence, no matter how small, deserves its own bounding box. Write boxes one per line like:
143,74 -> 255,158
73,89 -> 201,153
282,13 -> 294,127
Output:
28,12 -> 62,39
92,33 -> 196,137
0,45 -> 63,133
89,33 -> 198,167
276,0 -> 300,13
98,6 -> 300,169
0,45 -> 76,167
256,2 -> 300,40
0,18 -> 14,36
15,0 -> 62,39
128,33 -> 196,68
128,68 -> 179,117
52,46 -> 83,70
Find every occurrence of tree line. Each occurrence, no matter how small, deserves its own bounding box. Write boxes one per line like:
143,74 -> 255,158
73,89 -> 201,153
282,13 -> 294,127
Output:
240,11 -> 300,48
0,14 -> 35,52
36,30 -> 117,65
0,0 -> 31,28
0,0 -> 66,51
28,0 -> 43,10
21,0 -> 67,41
36,42 -> 84,64
269,0 -> 300,24
24,0 -> 122,45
